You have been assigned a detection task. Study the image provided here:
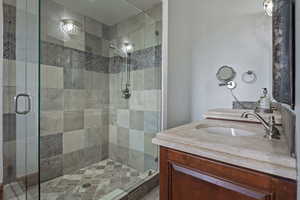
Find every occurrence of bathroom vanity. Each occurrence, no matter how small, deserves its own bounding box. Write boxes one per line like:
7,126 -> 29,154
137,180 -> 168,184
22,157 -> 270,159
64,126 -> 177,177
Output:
153,119 -> 297,200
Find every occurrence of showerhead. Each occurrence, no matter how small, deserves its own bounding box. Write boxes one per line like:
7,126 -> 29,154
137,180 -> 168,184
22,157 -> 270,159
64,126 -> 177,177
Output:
110,42 -> 134,56
109,43 -> 127,57
109,44 -> 118,50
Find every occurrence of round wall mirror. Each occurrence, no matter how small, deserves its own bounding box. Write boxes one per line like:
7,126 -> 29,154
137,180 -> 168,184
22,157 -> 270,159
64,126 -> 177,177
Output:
216,66 -> 236,83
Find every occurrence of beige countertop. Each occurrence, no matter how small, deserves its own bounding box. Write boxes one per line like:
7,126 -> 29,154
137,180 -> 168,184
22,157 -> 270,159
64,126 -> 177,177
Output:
152,119 -> 296,180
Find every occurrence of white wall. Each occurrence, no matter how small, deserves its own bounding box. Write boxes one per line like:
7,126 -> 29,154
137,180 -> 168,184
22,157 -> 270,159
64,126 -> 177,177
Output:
166,0 -> 272,127
295,0 -> 300,198
189,0 -> 272,120
0,0 -> 3,184
166,0 -> 193,128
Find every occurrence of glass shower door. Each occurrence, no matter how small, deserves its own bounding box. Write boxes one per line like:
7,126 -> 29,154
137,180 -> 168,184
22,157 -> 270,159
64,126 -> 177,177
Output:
2,0 -> 39,199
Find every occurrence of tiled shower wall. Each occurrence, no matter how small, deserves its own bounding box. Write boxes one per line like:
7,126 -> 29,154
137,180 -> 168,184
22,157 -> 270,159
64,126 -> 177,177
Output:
40,0 -> 111,182
3,0 -> 162,184
2,2 -> 17,184
108,4 -> 162,172
40,0 -> 162,181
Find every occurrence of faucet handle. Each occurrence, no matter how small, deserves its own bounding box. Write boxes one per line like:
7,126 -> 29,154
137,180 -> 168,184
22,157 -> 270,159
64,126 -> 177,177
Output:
265,116 -> 280,140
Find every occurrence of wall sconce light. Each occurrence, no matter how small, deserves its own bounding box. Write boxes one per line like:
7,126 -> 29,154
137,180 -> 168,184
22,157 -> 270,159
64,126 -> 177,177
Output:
263,0 -> 273,17
60,19 -> 81,35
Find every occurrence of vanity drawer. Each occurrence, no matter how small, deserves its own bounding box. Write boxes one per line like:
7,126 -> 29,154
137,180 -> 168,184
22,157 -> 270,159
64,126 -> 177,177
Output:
159,147 -> 296,200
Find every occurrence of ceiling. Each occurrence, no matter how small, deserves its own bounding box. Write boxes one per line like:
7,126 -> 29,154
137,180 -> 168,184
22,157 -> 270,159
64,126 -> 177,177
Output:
126,0 -> 161,11
53,0 -> 161,26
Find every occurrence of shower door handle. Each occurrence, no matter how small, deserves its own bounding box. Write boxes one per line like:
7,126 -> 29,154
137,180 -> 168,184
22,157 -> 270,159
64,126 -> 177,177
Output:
14,93 -> 31,115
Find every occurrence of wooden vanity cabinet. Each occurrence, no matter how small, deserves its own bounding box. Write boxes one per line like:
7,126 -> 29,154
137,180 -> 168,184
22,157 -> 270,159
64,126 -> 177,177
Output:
160,147 -> 296,200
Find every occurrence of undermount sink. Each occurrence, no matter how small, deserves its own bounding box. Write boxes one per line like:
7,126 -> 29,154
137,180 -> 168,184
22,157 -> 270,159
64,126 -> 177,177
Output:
195,124 -> 256,137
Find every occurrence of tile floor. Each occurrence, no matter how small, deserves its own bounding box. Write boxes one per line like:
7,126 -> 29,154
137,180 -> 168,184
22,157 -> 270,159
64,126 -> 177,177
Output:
4,159 -> 154,200
41,159 -> 151,200
4,182 -> 38,200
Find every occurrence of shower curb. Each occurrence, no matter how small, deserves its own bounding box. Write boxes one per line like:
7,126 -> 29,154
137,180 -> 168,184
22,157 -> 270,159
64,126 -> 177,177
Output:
120,173 -> 159,200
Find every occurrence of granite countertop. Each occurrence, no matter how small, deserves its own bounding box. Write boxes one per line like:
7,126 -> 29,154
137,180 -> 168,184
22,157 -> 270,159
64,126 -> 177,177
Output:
152,119 -> 297,180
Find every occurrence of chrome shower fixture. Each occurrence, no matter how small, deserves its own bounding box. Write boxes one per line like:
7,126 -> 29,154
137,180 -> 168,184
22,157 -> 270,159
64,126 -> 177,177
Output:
109,44 -> 127,57
110,42 -> 133,99
122,84 -> 131,99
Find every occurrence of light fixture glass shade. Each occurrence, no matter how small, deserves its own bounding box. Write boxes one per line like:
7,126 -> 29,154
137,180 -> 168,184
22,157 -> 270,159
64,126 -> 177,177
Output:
60,19 -> 81,35
263,0 -> 273,17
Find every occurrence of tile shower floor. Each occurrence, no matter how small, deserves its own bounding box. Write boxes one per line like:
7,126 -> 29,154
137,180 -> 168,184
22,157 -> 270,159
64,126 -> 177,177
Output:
41,159 -> 152,200
4,159 -> 153,200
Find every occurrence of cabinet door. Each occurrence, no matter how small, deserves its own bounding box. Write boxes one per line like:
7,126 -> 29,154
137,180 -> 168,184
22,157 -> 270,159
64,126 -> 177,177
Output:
170,164 -> 272,200
159,147 -> 296,200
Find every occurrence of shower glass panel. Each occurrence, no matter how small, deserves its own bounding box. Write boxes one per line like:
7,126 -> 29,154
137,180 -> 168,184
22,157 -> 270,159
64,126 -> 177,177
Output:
2,0 -> 40,199
39,0 -> 162,199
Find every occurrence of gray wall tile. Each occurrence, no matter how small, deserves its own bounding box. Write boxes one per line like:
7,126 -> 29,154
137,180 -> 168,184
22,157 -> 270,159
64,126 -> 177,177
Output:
63,69 -> 85,89
144,68 -> 161,90
3,113 -> 16,142
129,130 -> 144,152
85,127 -> 104,147
232,101 -> 257,109
131,70 -> 144,91
84,145 -> 106,166
85,16 -> 103,38
3,141 -> 16,184
64,111 -> 84,132
40,155 -> 63,182
40,111 -> 63,136
144,133 -> 158,157
47,42 -> 64,67
144,111 -> 160,133
64,89 -> 86,111
62,47 -> 72,68
109,144 -> 129,165
117,127 -> 129,148
128,149 -> 144,172
117,109 -> 130,128
130,110 -> 144,130
3,59 -> 16,87
3,86 -> 16,114
63,149 -> 85,174
3,4 -> 16,60
40,133 -> 63,159
85,90 -> 108,109
41,64 -> 63,89
85,33 -> 102,55
40,88 -> 64,111
71,49 -> 86,69
63,130 -> 85,154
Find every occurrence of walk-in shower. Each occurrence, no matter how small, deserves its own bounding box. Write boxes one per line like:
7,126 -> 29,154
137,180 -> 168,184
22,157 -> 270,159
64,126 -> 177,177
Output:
1,0 -> 162,199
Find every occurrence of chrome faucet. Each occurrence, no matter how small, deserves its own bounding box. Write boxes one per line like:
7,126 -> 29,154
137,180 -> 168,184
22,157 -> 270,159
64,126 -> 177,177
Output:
241,112 -> 280,140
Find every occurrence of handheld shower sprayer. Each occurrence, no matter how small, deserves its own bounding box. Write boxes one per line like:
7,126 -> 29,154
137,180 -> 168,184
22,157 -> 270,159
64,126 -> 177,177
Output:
110,42 -> 133,99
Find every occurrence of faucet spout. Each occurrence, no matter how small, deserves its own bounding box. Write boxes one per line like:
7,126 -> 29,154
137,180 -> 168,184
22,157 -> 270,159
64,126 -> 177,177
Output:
241,112 -> 280,140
